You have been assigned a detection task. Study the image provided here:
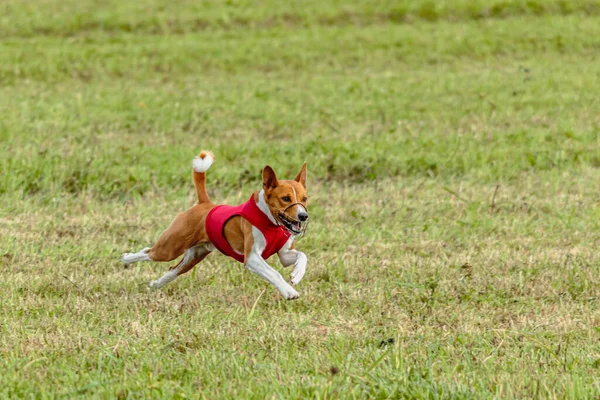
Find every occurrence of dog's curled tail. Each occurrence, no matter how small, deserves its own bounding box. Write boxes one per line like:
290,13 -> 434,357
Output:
192,150 -> 214,204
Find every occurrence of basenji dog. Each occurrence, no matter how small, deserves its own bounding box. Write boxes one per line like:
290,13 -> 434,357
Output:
121,151 -> 309,300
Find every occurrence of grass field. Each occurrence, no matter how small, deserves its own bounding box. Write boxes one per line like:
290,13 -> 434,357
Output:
2,0 -> 600,398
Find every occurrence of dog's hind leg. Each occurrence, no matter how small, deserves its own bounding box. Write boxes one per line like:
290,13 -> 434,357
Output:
149,243 -> 213,289
122,206 -> 205,267
121,240 -> 186,266
121,247 -> 153,266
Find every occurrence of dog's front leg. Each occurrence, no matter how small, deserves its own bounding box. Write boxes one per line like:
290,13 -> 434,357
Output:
246,227 -> 299,300
246,253 -> 299,300
290,252 -> 307,285
278,240 -> 307,285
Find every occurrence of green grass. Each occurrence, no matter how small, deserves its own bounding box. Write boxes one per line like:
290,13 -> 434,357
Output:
1,0 -> 600,398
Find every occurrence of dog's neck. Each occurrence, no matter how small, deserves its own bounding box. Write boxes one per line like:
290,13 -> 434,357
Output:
257,189 -> 278,225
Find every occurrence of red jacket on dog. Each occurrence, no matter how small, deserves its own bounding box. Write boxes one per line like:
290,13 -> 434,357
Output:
205,196 -> 292,263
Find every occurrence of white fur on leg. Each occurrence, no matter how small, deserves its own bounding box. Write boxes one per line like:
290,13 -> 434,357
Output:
277,237 -> 296,267
121,247 -> 152,265
278,249 -> 297,267
290,252 -> 307,285
247,227 -> 299,300
148,269 -> 182,290
205,243 -> 216,252
148,250 -> 192,289
277,237 -> 307,285
148,244 -> 209,289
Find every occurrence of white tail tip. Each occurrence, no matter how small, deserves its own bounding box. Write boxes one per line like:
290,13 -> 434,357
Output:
192,151 -> 214,173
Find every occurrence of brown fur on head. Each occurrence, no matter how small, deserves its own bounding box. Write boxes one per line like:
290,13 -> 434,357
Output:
262,163 -> 308,233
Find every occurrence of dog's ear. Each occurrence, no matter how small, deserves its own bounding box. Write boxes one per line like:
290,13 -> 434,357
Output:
262,165 -> 279,190
294,162 -> 307,188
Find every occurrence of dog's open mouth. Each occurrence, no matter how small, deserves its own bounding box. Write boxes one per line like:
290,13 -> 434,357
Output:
278,213 -> 305,235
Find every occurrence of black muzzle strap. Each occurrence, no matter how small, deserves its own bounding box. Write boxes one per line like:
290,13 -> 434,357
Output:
276,203 -> 309,238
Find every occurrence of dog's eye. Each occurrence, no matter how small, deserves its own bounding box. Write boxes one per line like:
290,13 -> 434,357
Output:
302,197 -> 307,202
281,196 -> 291,202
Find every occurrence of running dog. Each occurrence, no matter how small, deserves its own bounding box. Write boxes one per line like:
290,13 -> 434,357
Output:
121,151 -> 309,300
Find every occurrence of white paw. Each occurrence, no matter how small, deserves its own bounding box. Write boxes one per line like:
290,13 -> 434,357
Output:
290,265 -> 305,285
281,285 -> 300,300
148,280 -> 161,290
290,254 -> 307,285
121,253 -> 133,264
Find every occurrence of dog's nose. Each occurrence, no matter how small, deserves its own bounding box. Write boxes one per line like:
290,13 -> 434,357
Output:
298,212 -> 308,222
